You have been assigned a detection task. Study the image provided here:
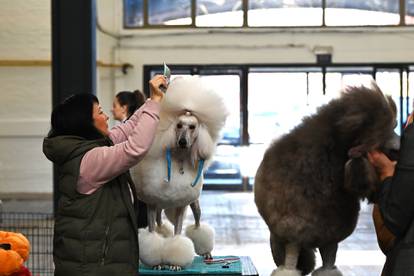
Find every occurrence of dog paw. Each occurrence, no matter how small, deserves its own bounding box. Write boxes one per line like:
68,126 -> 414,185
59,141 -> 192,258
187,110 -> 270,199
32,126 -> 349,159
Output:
152,265 -> 163,270
168,265 -> 183,271
202,252 -> 213,259
312,266 -> 343,276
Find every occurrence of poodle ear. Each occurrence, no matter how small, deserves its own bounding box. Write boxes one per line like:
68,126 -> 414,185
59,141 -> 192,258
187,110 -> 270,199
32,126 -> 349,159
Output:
344,156 -> 379,202
191,124 -> 215,164
385,95 -> 397,117
336,112 -> 368,133
160,121 -> 177,149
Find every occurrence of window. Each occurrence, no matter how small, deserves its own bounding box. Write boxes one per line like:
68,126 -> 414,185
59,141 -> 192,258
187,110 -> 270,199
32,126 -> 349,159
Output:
248,69 -> 322,144
124,0 -> 143,27
246,68 -> 322,183
325,67 -> 374,102
409,67 -> 414,115
326,0 -> 400,26
248,0 -> 323,26
407,0 -> 414,24
148,0 -> 191,25
198,74 -> 242,186
376,69 -> 405,133
197,0 -> 243,27
124,0 -> 408,28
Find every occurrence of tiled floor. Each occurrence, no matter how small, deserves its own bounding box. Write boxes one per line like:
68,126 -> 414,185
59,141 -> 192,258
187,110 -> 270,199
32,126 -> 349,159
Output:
188,191 -> 385,276
2,191 -> 385,276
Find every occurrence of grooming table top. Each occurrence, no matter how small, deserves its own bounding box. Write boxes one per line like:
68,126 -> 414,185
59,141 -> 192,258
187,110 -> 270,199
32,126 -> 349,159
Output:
139,256 -> 258,276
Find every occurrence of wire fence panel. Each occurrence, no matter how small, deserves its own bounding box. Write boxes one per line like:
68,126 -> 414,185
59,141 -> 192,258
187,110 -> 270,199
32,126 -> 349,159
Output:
0,212 -> 54,276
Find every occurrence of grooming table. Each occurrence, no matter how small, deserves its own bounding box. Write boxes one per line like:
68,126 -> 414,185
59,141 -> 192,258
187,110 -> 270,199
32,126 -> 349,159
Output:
139,256 -> 258,276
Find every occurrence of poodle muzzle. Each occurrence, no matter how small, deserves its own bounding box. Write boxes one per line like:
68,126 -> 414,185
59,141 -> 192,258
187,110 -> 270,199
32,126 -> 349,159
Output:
177,132 -> 192,149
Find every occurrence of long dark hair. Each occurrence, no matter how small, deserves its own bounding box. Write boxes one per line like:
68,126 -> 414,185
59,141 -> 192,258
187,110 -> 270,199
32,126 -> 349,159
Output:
116,90 -> 146,118
47,94 -> 104,140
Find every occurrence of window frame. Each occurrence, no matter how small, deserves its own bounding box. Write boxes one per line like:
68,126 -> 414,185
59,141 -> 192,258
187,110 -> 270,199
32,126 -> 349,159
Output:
124,0 -> 408,29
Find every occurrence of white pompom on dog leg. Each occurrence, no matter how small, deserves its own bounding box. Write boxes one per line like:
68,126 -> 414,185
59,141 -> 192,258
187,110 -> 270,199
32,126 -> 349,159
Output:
271,266 -> 302,276
163,235 -> 195,268
185,223 -> 215,257
155,219 -> 174,238
138,228 -> 165,267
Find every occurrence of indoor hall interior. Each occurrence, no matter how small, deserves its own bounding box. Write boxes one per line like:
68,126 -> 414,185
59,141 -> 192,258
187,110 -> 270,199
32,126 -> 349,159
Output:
1,0 -> 414,275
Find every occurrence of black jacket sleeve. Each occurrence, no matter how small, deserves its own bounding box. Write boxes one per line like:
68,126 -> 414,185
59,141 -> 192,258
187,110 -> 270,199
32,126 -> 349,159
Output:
377,124 -> 414,237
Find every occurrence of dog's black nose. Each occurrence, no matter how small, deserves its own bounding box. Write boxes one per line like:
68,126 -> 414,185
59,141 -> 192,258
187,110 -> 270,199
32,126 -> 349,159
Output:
178,138 -> 187,147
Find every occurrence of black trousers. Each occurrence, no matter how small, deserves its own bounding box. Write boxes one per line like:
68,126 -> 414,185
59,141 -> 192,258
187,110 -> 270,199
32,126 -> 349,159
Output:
136,199 -> 148,228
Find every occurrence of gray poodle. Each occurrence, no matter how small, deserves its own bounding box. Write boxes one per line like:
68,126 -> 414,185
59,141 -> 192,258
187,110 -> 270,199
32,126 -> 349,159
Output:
254,84 -> 399,276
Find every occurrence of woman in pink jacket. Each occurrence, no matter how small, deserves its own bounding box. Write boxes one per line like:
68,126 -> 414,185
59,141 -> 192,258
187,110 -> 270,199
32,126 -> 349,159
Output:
43,75 -> 166,276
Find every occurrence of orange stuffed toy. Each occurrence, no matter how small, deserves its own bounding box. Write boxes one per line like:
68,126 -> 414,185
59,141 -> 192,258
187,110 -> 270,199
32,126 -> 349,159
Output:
0,231 -> 32,276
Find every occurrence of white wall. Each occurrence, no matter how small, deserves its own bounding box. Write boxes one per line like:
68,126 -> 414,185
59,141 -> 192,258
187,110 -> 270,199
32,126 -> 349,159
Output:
117,27 -> 414,90
105,0 -> 414,90
97,0 -> 119,126
0,0 -> 52,196
1,0 -> 414,196
0,0 -> 118,197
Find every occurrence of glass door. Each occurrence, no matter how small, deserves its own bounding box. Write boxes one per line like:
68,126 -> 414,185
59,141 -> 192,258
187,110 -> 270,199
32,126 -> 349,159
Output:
247,67 -> 323,186
198,73 -> 243,188
375,68 -> 410,134
409,66 -> 414,115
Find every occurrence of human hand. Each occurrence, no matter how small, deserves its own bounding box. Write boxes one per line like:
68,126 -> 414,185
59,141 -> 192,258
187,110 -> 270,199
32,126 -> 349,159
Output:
149,75 -> 167,103
405,112 -> 414,128
367,150 -> 396,181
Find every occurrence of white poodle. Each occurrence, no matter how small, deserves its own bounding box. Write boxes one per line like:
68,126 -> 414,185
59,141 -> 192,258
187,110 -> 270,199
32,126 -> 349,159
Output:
132,76 -> 228,270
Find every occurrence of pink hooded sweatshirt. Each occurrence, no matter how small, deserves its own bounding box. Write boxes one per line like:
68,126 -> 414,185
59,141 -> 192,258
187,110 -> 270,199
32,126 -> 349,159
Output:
77,100 -> 160,194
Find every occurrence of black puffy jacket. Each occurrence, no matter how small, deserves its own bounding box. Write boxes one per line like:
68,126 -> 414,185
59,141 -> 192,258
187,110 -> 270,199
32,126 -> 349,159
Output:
43,135 -> 139,276
378,124 -> 414,276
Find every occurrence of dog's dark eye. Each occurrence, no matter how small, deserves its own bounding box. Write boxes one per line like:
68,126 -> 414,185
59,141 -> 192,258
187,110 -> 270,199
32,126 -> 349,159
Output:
177,123 -> 183,129
189,125 -> 196,130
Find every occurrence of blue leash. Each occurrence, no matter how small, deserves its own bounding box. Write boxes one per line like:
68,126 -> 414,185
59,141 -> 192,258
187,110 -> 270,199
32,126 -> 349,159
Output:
165,147 -> 172,182
164,147 -> 205,187
191,159 -> 205,187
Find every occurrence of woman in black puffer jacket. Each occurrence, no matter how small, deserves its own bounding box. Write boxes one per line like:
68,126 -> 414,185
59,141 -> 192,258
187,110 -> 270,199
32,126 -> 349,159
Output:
369,113 -> 414,276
